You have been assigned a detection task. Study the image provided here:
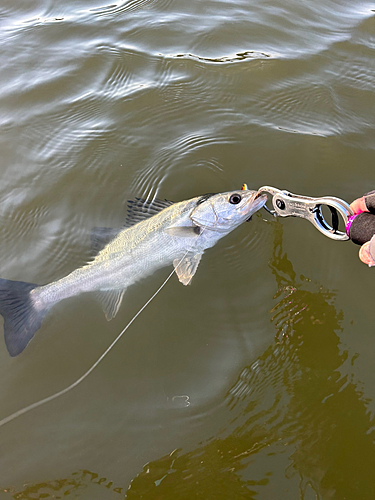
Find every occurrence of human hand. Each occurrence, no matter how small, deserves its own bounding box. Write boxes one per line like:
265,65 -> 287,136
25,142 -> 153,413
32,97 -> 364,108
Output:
350,192 -> 375,266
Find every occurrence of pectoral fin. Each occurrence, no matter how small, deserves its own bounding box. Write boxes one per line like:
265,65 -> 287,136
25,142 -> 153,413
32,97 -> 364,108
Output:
173,253 -> 203,286
165,226 -> 201,237
95,290 -> 126,320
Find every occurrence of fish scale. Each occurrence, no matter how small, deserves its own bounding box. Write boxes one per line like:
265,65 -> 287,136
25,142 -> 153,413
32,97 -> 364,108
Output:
0,189 -> 267,356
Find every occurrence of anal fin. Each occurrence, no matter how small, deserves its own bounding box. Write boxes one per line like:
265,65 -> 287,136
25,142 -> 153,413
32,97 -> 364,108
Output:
95,290 -> 125,320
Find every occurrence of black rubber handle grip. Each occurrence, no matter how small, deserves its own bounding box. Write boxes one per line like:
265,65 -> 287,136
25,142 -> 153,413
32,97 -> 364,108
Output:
349,212 -> 375,245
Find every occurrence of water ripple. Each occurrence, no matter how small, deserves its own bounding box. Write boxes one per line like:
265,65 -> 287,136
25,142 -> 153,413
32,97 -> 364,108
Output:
89,0 -> 173,17
173,50 -> 273,64
0,0 -> 375,491
129,133 -> 236,199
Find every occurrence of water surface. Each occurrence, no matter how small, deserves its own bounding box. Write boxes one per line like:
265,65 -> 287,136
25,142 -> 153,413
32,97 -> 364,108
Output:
0,0 -> 375,498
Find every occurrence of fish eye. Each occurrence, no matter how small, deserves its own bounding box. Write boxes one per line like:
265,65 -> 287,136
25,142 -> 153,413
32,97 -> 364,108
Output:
229,194 -> 242,205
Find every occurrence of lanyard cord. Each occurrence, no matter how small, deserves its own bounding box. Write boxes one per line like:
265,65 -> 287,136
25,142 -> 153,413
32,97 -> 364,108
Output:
0,242 -> 199,428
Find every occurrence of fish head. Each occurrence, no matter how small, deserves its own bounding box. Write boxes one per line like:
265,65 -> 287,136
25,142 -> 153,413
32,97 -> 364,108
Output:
190,189 -> 267,232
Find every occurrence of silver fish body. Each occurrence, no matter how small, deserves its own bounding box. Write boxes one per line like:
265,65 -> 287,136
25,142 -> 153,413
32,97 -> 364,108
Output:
0,189 -> 266,356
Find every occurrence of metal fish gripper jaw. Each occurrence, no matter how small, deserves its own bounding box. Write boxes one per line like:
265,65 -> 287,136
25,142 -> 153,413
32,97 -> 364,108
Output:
257,186 -> 354,241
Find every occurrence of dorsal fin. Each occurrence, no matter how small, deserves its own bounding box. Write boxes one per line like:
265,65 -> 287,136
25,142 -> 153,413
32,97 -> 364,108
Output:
90,198 -> 174,256
91,227 -> 123,256
125,198 -> 174,227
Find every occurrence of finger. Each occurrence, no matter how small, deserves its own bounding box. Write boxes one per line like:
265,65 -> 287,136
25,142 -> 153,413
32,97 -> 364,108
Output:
350,196 -> 367,214
359,242 -> 375,267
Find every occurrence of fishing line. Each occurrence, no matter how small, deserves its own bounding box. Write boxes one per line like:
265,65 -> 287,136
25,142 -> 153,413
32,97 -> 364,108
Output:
0,241 -> 201,428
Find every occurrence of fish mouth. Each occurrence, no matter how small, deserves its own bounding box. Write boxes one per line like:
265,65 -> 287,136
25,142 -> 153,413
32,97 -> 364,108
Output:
254,191 -> 267,200
244,192 -> 268,221
249,192 -> 268,209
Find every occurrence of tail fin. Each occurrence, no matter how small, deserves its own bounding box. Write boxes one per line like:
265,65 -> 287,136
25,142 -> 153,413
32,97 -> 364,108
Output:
0,278 -> 47,356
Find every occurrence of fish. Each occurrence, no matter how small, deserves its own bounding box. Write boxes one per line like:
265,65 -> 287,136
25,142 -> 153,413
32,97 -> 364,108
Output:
0,188 -> 267,356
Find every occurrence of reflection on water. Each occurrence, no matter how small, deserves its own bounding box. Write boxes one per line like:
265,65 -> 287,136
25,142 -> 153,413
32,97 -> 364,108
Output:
1,0 -> 375,495
5,470 -> 125,499
8,223 -> 375,499
124,223 -> 375,499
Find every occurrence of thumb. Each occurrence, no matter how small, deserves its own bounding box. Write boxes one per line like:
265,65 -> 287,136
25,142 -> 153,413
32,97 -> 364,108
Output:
359,241 -> 375,266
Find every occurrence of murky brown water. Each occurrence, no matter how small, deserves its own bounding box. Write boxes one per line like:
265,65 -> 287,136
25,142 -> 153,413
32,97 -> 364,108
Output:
0,0 -> 375,498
